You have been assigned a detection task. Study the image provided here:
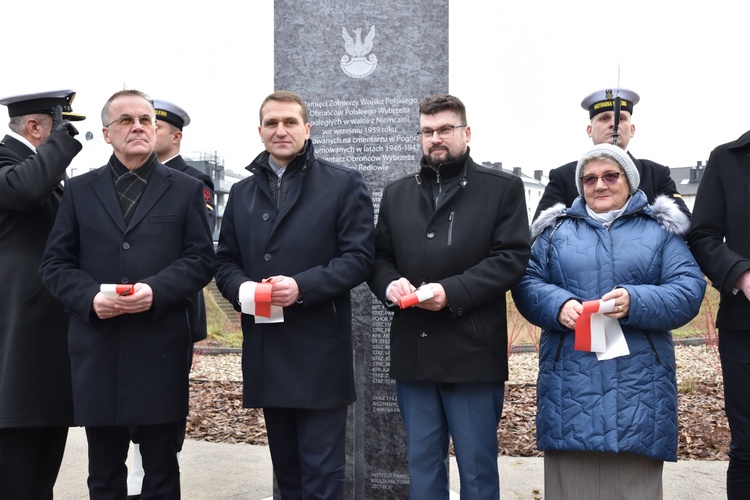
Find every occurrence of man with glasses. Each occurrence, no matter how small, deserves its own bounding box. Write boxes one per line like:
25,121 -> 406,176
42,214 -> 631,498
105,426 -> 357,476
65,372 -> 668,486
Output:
368,94 -> 530,498
0,89 -> 84,499
125,98 -> 217,500
40,89 -> 215,499
533,88 -> 689,221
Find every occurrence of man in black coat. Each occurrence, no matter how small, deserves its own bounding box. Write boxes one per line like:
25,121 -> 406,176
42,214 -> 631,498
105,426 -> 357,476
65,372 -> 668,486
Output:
153,98 -> 215,236
216,91 -> 374,499
687,130 -> 750,499
0,89 -> 84,499
40,89 -> 215,500
125,98 -> 218,499
368,94 -> 530,498
533,88 -> 689,221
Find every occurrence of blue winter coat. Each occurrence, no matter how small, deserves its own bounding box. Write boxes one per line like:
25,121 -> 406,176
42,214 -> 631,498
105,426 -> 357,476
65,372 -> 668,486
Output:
512,190 -> 705,461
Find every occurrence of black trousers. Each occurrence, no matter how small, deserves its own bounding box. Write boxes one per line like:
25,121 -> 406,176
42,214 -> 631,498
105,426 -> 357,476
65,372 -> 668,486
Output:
85,421 -> 183,500
719,329 -> 750,500
0,426 -> 68,500
263,406 -> 347,500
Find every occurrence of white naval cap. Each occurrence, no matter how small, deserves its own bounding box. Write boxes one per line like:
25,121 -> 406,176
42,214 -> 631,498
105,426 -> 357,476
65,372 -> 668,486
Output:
580,88 -> 640,118
152,98 -> 190,130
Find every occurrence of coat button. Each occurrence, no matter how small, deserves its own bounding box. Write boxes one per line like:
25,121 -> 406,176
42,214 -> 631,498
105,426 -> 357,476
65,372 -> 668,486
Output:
426,232 -> 435,239
419,331 -> 428,338
122,242 -> 130,249
120,277 -> 129,284
262,213 -> 270,221
456,308 -> 464,316
264,253 -> 272,262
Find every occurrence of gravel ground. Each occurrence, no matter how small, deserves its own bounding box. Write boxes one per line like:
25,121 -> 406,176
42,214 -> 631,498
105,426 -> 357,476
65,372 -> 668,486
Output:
191,343 -> 723,386
188,343 -> 728,459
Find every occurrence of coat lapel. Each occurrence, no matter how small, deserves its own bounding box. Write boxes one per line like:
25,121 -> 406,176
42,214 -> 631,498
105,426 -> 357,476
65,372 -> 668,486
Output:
91,166 -> 127,233
126,163 -> 171,230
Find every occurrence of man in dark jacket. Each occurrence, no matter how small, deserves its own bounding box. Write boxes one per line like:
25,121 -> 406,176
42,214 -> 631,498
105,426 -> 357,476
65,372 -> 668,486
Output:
153,98 -> 215,236
687,130 -> 750,500
40,89 -> 215,500
533,88 -> 689,220
368,94 -> 530,499
0,89 -> 84,499
125,98 -> 218,500
215,91 -> 374,499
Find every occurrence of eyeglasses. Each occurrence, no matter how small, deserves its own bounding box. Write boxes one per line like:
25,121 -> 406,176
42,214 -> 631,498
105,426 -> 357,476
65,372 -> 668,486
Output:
580,172 -> 622,187
417,124 -> 466,141
106,115 -> 155,128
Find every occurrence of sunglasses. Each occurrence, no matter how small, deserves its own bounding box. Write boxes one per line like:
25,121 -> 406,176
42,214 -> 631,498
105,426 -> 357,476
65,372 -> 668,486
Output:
581,172 -> 621,187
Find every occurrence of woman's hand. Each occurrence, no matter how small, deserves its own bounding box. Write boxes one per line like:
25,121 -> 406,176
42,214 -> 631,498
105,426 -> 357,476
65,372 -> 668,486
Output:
602,288 -> 630,319
558,299 -> 583,329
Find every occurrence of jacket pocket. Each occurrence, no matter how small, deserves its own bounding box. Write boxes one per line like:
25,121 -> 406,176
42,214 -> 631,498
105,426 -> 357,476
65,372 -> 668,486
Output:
468,312 -> 489,347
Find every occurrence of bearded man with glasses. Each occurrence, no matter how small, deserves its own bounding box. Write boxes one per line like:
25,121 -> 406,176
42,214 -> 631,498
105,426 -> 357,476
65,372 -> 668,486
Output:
369,94 -> 531,499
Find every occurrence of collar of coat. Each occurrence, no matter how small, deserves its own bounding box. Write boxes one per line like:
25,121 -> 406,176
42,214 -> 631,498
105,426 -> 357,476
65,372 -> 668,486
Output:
530,190 -> 690,242
108,150 -> 158,176
246,140 -> 312,176
417,147 -> 471,182
728,129 -> 750,151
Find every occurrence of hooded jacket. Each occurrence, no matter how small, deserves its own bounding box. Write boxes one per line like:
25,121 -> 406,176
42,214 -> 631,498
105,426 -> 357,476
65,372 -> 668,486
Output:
512,190 -> 705,461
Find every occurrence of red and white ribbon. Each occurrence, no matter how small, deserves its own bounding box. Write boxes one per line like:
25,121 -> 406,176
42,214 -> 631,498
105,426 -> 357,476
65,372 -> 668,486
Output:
574,299 -> 629,360
398,287 -> 434,309
100,284 -> 134,299
239,281 -> 284,323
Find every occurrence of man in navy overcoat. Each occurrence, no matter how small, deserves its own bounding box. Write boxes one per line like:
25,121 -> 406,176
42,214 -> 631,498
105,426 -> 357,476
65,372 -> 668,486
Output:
40,89 -> 215,500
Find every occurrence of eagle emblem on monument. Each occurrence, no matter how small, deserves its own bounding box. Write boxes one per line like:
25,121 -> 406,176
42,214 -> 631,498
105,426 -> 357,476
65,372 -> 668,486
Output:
341,26 -> 377,78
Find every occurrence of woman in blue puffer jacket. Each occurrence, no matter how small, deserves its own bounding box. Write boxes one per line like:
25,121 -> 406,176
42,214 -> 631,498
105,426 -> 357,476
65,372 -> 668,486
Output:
512,143 -> 706,499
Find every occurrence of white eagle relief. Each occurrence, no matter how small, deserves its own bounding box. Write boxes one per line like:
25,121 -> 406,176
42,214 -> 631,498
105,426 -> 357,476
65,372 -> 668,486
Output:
341,26 -> 378,78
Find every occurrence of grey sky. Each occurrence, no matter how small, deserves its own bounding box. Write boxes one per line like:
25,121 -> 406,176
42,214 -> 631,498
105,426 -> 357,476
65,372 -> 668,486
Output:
3,0 -> 747,175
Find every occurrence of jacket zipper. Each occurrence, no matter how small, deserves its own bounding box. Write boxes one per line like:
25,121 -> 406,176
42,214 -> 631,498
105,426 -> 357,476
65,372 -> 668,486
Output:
645,332 -> 662,365
275,176 -> 283,210
435,169 -> 442,207
447,211 -> 454,246
553,332 -> 565,370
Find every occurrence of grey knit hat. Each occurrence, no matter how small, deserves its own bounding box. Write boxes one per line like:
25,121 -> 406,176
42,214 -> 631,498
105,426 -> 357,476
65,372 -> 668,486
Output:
575,143 -> 640,196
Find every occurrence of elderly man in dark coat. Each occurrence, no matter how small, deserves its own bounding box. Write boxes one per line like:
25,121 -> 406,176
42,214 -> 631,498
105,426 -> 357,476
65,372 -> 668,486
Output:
0,89 -> 83,499
40,89 -> 215,500
215,90 -> 374,499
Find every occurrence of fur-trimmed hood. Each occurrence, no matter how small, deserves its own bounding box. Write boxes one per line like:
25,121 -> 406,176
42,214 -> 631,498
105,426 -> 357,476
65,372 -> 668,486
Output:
531,191 -> 690,242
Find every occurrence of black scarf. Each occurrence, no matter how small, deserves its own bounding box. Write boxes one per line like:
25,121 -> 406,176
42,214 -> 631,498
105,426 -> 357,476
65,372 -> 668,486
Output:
109,152 -> 157,224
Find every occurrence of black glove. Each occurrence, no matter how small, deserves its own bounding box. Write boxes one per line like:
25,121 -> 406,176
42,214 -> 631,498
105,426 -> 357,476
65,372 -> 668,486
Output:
52,104 -> 79,137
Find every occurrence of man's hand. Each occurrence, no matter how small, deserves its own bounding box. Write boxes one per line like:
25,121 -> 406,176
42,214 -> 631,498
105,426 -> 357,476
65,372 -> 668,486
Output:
51,104 -> 78,137
267,276 -> 300,307
113,283 -> 153,313
386,277 -> 416,305
93,283 -> 153,318
414,283 -> 448,311
734,271 -> 750,299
